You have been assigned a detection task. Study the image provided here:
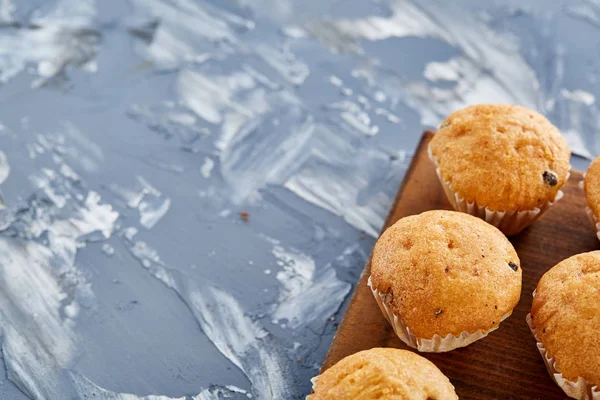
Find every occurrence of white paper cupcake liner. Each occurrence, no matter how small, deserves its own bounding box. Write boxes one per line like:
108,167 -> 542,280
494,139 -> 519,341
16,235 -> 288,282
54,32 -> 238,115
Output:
428,144 -> 567,236
526,313 -> 600,399
307,376 -> 317,399
585,205 -> 600,242
581,176 -> 600,242
368,277 -> 510,352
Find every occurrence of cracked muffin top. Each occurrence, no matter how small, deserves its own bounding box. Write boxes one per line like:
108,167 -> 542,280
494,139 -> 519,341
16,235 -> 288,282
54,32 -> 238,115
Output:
370,210 -> 521,339
308,348 -> 457,400
429,104 -> 570,211
530,251 -> 600,385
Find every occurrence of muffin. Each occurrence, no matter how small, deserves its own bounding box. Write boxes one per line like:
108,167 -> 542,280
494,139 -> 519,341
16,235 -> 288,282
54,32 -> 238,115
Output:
429,104 -> 571,236
527,252 -> 600,400
308,348 -> 457,400
583,156 -> 600,241
369,210 -> 521,352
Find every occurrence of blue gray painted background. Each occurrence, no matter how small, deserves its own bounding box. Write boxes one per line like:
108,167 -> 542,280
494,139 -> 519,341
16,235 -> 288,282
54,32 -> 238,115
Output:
0,0 -> 597,399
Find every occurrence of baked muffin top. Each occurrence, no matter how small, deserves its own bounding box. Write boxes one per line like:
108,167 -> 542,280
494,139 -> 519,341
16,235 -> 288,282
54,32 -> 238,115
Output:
308,348 -> 457,400
429,104 -> 570,211
584,156 -> 600,220
531,251 -> 600,384
370,210 -> 521,339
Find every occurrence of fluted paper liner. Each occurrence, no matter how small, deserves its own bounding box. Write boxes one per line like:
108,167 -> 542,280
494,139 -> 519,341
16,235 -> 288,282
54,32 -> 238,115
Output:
368,277 -> 510,352
428,144 -> 567,236
580,176 -> 600,242
527,312 -> 600,399
585,205 -> 600,242
309,376 -> 317,398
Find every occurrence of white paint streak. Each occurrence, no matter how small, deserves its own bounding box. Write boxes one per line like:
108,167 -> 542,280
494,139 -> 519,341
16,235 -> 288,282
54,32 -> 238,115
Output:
561,89 -> 596,106
424,59 -> 461,82
0,150 -> 10,184
193,385 -> 250,400
282,123 -> 402,237
167,111 -> 197,126
122,233 -> 292,399
182,63 -> 404,234
219,98 -> 314,202
30,123 -> 102,173
64,122 -> 103,164
563,129 -> 594,160
200,157 -> 214,178
71,374 -> 186,400
0,164 -> 118,399
0,0 -> 15,23
101,243 -> 115,256
269,240 -> 351,329
130,0 -> 252,67
188,285 -> 291,399
254,44 -> 310,86
0,240 -> 77,399
310,1 -> 540,126
326,100 -> 379,136
0,0 -> 99,85
177,69 -> 256,125
139,196 -> 171,229
566,0 -> 600,28
329,75 -> 343,87
272,244 -> 315,299
374,108 -> 401,123
147,160 -> 185,174
107,177 -> 170,229
273,267 -> 350,329
217,88 -> 271,155
557,87 -> 598,159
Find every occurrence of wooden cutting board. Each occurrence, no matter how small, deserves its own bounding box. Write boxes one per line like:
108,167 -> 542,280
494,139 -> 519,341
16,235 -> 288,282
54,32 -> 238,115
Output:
322,131 -> 599,400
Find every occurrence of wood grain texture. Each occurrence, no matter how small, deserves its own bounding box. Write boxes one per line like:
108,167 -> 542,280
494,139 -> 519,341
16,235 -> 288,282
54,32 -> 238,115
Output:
322,131 -> 599,400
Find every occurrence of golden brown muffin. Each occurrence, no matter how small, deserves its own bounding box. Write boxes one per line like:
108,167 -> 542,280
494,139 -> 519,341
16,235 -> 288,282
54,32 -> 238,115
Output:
530,251 -> 600,386
308,348 -> 457,400
584,156 -> 600,224
430,104 -> 570,211
370,210 -> 521,340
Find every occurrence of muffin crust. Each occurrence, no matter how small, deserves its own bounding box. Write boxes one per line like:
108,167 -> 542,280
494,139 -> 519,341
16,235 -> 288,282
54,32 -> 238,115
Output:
531,251 -> 600,385
430,104 -> 570,211
370,210 -> 521,339
308,348 -> 457,400
584,156 -> 600,221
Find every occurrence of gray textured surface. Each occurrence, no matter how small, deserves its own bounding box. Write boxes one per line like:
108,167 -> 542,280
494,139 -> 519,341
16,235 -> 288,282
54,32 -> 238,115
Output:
0,0 -> 598,399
